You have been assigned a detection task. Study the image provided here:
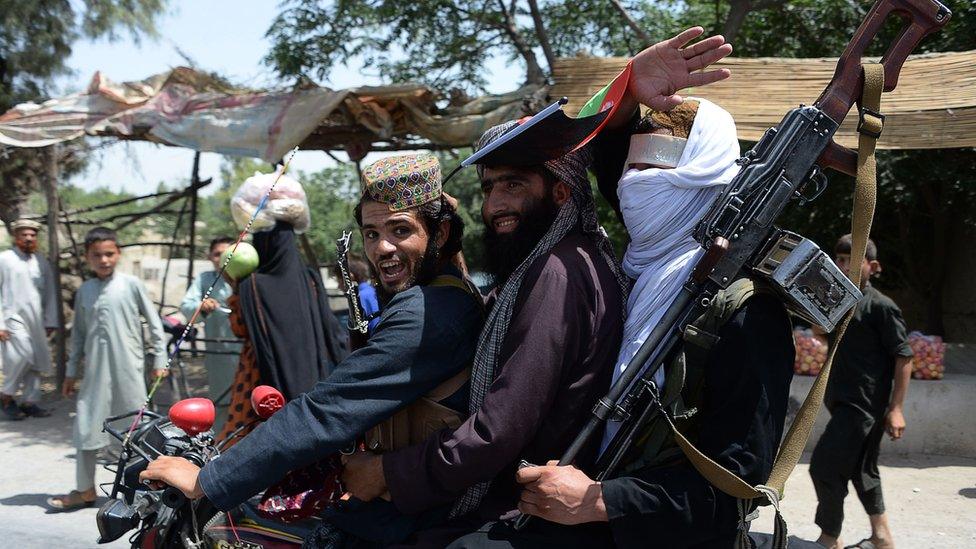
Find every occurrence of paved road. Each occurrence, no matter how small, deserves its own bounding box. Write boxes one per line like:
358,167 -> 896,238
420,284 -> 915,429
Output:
750,453 -> 976,548
0,397 -> 129,548
2,393 -> 975,548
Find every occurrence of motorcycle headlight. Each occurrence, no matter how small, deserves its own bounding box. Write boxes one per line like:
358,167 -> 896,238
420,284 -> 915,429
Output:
96,498 -> 140,543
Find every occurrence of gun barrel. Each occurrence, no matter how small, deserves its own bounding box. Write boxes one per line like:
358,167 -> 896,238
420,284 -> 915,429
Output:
557,282 -> 701,466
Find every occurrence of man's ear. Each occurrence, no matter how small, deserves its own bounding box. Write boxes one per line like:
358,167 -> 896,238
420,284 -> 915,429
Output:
435,219 -> 451,249
869,259 -> 882,276
552,181 -> 571,207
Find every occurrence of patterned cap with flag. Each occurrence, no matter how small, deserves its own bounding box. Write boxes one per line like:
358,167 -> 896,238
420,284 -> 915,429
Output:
457,61 -> 633,171
361,153 -> 442,211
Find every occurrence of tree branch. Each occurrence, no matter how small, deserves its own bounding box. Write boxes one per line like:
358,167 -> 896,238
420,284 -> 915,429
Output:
526,0 -> 557,72
607,0 -> 651,45
495,0 -> 546,85
722,0 -> 788,42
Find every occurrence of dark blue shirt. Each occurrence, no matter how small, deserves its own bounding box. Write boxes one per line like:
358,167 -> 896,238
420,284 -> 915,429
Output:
198,271 -> 482,512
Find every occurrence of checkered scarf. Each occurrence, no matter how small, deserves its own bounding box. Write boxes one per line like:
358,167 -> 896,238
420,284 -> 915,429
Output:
451,121 -> 630,517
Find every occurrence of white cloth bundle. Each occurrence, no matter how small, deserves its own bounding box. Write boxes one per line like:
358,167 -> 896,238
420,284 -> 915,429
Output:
231,170 -> 311,234
602,98 -> 741,450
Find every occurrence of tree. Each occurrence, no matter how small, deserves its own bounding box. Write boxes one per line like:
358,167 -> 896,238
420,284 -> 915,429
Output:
301,162 -> 362,266
264,0 -> 684,93
724,0 -> 976,335
0,0 -> 168,225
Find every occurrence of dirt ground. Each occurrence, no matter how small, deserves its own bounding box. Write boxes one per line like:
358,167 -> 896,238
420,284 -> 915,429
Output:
1,363 -> 974,548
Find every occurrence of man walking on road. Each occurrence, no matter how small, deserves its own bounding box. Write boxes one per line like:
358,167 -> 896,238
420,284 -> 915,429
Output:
0,218 -> 58,420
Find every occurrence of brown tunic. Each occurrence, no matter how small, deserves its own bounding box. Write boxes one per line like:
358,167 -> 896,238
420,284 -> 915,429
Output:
382,230 -> 624,519
216,293 -> 260,447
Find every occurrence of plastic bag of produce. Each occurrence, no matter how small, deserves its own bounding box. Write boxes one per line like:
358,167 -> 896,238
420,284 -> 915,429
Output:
908,331 -> 945,380
793,328 -> 828,376
231,170 -> 311,234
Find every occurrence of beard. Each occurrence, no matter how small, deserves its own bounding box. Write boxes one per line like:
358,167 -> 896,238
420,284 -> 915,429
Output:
369,237 -> 442,305
16,240 -> 38,254
483,196 -> 560,288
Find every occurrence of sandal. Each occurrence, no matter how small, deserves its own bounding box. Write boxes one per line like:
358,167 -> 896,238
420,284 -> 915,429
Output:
1,399 -> 26,421
19,403 -> 52,418
844,540 -> 877,549
46,490 -> 96,512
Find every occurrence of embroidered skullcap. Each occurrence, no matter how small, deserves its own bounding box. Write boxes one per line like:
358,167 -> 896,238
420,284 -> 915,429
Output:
361,153 -> 442,211
10,218 -> 42,233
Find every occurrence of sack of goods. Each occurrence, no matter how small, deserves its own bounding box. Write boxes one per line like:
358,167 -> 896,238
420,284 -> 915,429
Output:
793,328 -> 828,376
908,331 -> 945,380
231,170 -> 311,234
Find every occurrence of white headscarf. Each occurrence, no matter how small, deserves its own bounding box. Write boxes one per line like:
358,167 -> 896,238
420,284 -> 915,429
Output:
602,97 -> 740,450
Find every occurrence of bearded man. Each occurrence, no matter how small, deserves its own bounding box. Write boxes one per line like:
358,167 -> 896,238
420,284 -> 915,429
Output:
339,26 -> 737,548
0,218 -> 58,420
505,46 -> 799,549
143,154 -> 484,546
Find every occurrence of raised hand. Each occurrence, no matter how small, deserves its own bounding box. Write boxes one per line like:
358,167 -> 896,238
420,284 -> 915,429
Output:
629,27 -> 733,111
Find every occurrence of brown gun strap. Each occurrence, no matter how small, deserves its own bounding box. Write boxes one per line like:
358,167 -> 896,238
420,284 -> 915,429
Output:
665,62 -> 884,549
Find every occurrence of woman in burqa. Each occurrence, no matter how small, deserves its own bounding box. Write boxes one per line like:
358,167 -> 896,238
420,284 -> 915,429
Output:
217,222 -> 348,446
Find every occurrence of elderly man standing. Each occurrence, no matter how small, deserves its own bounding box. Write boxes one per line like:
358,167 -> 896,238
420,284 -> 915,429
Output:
0,218 -> 58,420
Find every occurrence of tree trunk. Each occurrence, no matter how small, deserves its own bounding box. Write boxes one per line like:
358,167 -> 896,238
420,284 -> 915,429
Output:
495,0 -> 546,85
722,0 -> 752,42
44,145 -> 67,386
607,0 -> 651,45
723,0 -> 787,42
526,0 -> 556,72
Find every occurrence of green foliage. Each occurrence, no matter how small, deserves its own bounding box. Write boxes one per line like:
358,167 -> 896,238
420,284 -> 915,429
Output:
437,151 -> 487,270
542,0 -> 680,56
266,0 -> 519,92
714,0 -> 976,334
300,162 -> 362,265
265,0 -> 681,92
197,156 -> 275,247
27,181 -> 179,270
0,0 -> 167,113
0,0 -> 168,223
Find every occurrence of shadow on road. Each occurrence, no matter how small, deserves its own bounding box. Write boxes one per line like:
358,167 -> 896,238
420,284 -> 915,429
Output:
0,399 -> 75,447
959,487 -> 976,499
0,492 -> 111,513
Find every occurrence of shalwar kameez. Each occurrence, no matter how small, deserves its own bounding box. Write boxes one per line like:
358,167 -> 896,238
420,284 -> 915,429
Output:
68,272 -> 166,491
0,247 -> 58,404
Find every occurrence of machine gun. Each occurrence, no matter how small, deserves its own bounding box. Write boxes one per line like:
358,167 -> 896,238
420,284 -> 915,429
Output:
336,231 -> 370,336
527,0 -> 952,517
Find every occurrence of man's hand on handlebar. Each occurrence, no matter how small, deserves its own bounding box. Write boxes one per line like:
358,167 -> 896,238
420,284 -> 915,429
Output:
140,456 -> 205,500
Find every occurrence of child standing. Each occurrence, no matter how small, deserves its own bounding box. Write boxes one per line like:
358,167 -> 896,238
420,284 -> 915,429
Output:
180,236 -> 241,432
809,234 -> 915,549
48,227 -> 166,511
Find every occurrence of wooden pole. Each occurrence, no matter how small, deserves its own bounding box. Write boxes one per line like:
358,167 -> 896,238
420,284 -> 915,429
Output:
187,152 -> 201,289
44,145 -> 67,386
58,202 -> 85,274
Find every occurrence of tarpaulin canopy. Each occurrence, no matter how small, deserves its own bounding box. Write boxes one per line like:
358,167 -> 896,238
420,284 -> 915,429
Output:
550,50 -> 976,149
0,67 -> 528,162
2,50 -> 971,160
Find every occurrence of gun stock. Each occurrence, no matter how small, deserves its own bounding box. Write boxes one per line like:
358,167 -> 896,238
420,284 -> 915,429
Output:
815,0 -> 950,176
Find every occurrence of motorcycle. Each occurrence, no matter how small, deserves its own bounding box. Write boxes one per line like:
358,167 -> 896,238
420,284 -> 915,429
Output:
95,386 -> 315,548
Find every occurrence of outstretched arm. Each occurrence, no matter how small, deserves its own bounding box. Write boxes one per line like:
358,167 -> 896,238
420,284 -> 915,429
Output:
608,27 -> 733,129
